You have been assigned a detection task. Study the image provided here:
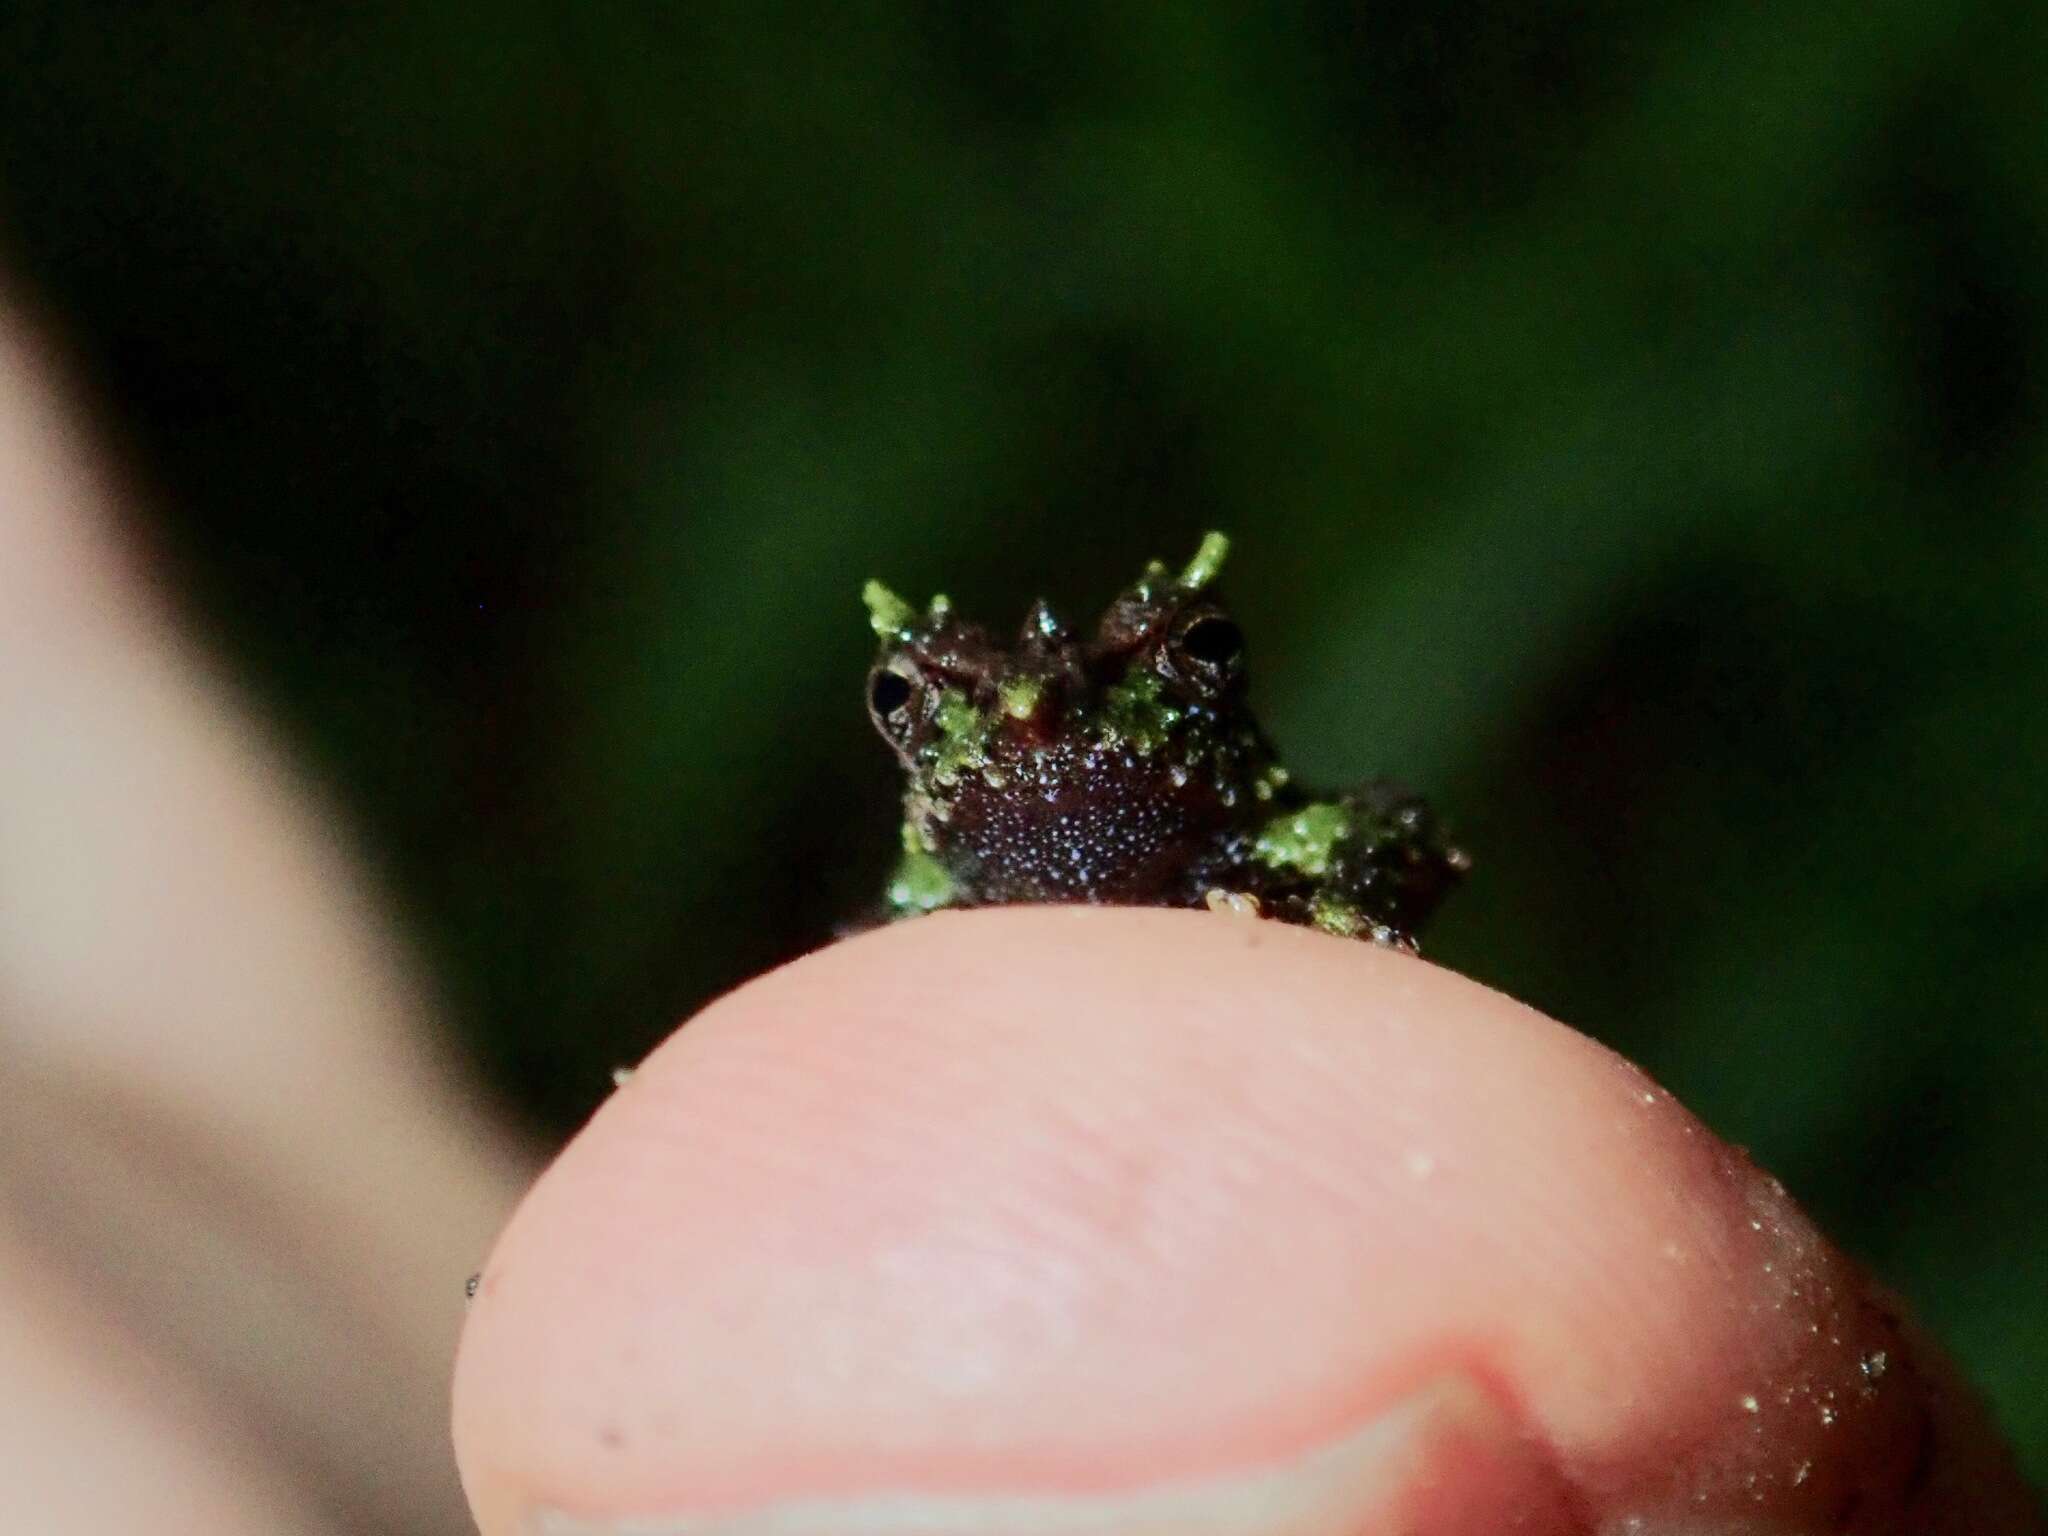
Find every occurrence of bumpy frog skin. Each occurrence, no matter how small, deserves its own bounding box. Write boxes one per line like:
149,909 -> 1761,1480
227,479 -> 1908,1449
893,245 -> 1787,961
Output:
863,533 -> 1468,950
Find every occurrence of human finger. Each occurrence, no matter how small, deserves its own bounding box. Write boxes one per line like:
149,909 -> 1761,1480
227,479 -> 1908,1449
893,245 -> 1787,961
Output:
453,907 -> 2040,1534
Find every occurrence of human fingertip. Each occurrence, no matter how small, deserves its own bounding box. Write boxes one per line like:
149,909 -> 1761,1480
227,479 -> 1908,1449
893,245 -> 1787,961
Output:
452,909 -> 2043,1536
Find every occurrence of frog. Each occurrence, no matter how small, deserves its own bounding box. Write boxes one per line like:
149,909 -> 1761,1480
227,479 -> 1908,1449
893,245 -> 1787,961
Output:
859,532 -> 1468,949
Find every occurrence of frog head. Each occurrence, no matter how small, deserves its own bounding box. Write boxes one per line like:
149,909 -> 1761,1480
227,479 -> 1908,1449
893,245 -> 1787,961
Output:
862,533 -> 1281,906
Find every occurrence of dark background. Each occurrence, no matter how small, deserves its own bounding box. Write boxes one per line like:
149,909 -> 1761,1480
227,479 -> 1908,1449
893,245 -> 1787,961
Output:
4,1 -> 2042,1477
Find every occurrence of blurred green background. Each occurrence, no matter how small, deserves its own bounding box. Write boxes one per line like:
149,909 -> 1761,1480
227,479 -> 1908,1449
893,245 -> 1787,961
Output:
4,0 -> 2042,1477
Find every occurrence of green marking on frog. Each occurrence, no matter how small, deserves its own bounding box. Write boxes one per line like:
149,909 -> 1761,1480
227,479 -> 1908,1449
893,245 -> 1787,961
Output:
1097,669 -> 1184,754
998,676 -> 1044,720
927,689 -> 994,786
1179,530 -> 1230,591
863,580 -> 919,642
1309,892 -> 1366,937
1255,801 -> 1352,878
887,848 -> 957,914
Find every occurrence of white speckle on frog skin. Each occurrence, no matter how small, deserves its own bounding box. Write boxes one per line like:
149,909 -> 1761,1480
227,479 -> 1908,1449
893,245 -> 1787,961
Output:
1203,888 -> 1262,919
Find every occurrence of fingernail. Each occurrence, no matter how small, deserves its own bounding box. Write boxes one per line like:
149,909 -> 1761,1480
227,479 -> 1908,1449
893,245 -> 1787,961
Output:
528,1374 -> 1585,1536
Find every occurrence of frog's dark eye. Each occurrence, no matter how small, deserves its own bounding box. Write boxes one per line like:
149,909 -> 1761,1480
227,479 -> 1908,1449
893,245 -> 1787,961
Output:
867,660 -> 927,748
1179,615 -> 1243,668
870,669 -> 913,719
1166,610 -> 1246,693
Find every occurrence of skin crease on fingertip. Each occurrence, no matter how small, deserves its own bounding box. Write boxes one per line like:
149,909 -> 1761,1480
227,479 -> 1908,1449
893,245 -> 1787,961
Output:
520,1375 -> 1586,1536
451,908 -> 2030,1535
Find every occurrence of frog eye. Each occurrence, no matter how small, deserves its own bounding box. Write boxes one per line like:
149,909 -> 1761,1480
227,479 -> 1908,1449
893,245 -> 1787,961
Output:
1166,608 -> 1246,693
867,658 -> 927,748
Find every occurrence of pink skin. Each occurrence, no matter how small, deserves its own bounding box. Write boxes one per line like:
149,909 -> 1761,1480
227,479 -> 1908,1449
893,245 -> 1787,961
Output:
2,293 -> 533,1534
452,909 -> 2039,1534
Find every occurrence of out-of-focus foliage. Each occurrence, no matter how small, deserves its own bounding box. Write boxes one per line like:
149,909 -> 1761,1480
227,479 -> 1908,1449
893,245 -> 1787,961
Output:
4,0 -> 2043,1474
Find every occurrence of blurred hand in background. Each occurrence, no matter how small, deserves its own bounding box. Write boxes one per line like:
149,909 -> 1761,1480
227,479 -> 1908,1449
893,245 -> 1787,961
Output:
0,298 -> 537,1534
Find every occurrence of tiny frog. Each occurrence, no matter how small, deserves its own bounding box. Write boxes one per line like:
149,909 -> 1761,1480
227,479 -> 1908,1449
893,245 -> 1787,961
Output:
861,533 -> 1468,949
